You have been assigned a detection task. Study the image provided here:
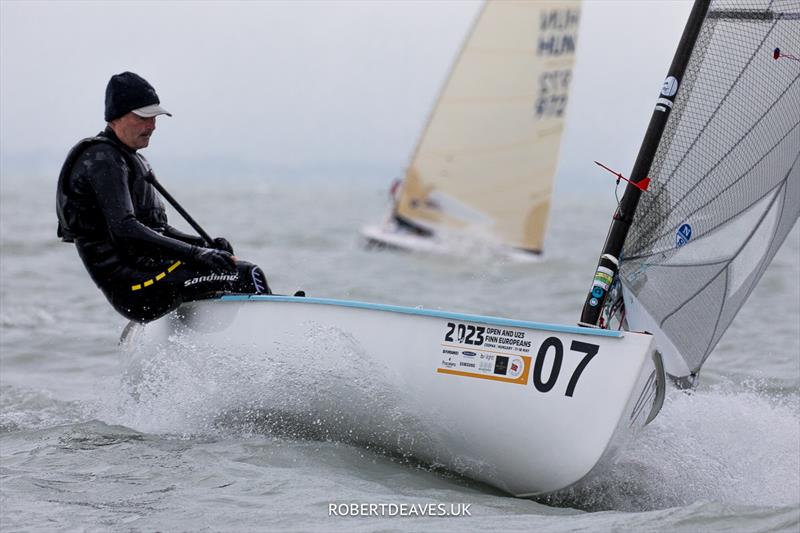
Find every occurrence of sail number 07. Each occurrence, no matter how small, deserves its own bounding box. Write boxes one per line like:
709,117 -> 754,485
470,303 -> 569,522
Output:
534,337 -> 599,397
443,322 -> 598,396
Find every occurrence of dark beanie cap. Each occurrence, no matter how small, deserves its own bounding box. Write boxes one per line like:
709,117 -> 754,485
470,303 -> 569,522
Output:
105,72 -> 162,122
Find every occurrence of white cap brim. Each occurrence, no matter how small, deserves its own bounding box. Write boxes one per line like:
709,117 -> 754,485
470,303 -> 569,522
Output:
132,104 -> 172,118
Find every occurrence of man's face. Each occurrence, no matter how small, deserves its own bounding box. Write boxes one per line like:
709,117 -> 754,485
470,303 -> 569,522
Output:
110,112 -> 156,150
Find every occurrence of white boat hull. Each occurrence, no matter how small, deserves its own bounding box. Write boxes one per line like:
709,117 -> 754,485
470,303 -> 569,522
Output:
130,295 -> 663,496
362,221 -> 544,263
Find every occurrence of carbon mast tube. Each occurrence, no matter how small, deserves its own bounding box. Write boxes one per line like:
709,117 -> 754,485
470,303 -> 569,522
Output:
579,0 -> 711,328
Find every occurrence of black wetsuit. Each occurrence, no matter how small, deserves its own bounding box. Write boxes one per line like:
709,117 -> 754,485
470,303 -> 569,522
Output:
56,127 -> 269,322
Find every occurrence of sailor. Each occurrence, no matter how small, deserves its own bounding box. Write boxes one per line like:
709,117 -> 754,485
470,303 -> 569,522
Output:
56,71 -> 271,323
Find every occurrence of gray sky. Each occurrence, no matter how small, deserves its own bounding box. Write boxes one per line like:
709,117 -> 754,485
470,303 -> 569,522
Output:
1,0 -> 692,185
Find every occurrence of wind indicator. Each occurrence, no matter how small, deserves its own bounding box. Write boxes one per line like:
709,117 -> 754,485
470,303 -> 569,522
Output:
594,161 -> 650,192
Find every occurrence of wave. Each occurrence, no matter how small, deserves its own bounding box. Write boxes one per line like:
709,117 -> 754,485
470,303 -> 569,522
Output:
103,330 -> 800,512
546,383 -> 800,511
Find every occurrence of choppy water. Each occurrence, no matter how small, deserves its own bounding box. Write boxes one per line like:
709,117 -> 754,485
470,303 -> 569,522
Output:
1,174 -> 798,532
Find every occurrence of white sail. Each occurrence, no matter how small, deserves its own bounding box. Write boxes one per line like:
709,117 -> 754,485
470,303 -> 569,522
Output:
393,0 -> 580,253
620,0 -> 800,378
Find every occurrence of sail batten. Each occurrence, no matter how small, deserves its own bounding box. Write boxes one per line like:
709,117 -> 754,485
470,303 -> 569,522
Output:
621,0 -> 800,378
631,72 -> 799,254
629,132 -> 799,256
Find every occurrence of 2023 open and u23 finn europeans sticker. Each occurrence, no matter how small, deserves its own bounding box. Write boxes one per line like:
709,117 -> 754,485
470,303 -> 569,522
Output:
437,322 -> 532,385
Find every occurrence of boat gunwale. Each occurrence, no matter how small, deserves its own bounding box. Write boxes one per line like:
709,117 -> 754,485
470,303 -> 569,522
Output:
217,294 -> 627,338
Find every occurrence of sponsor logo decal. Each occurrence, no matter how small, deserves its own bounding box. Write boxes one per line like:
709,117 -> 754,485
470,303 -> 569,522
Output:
507,357 -> 524,378
493,355 -> 509,376
676,223 -> 692,248
438,332 -> 601,396
592,266 -> 614,291
438,322 -> 533,385
661,76 -> 679,96
184,273 -> 240,287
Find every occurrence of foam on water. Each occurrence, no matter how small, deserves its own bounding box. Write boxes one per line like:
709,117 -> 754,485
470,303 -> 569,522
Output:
548,383 -> 800,511
106,325 -> 440,455
103,329 -> 800,513
0,384 -> 89,433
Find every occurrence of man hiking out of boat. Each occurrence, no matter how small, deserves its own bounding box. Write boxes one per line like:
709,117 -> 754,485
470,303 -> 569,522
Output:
56,71 -> 271,323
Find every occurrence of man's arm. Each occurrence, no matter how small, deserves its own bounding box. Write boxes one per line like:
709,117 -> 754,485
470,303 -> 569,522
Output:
162,224 -> 206,247
82,146 -> 234,270
163,225 -> 235,254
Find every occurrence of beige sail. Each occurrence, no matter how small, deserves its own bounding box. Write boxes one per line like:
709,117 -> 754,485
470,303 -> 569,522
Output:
395,0 -> 580,253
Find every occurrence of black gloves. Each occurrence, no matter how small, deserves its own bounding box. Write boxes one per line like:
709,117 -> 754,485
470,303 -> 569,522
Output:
187,237 -> 235,272
211,237 -> 234,255
191,246 -> 237,272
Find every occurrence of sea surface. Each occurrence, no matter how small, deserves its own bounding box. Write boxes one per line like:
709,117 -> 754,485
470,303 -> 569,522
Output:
1,173 -> 798,532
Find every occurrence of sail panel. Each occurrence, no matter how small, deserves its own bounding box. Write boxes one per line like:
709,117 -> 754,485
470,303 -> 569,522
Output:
621,0 -> 800,377
395,0 -> 580,252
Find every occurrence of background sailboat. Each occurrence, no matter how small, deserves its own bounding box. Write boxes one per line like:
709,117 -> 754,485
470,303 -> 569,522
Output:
362,0 -> 581,260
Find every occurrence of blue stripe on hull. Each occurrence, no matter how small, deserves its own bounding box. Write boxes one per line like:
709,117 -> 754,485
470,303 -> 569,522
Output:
218,295 -> 624,338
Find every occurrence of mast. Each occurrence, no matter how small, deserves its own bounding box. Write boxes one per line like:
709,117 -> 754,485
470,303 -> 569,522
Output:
579,0 -> 711,328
